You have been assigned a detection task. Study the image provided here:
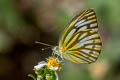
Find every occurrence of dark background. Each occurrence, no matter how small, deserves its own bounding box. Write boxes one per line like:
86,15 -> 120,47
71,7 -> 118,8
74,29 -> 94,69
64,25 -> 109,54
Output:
0,0 -> 120,80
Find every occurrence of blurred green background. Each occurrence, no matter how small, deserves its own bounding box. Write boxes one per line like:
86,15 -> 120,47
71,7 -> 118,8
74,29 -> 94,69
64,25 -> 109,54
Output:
0,0 -> 120,80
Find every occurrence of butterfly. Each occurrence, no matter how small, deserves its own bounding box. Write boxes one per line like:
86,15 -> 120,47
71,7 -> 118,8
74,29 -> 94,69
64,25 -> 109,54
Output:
52,8 -> 102,64
36,8 -> 102,64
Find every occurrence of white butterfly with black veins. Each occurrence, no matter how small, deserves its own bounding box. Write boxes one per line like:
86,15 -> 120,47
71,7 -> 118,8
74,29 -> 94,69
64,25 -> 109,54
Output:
36,8 -> 102,64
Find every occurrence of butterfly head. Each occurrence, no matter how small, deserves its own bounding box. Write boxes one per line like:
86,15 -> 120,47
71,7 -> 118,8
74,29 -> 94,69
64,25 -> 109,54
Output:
52,46 -> 67,58
52,46 -> 65,62
52,46 -> 59,55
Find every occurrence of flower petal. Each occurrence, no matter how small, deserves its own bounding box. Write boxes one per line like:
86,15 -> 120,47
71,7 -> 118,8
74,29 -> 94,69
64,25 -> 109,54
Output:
34,61 -> 47,70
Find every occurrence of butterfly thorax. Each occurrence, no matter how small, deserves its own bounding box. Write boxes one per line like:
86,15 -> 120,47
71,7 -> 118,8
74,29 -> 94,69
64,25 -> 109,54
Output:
60,46 -> 66,53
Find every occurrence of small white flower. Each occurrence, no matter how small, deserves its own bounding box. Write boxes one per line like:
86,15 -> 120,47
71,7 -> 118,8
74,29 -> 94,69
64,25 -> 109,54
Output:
47,57 -> 62,71
34,57 -> 61,80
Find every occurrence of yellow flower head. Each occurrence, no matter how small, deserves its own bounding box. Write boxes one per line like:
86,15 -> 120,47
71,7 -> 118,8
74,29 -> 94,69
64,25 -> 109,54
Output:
47,57 -> 61,71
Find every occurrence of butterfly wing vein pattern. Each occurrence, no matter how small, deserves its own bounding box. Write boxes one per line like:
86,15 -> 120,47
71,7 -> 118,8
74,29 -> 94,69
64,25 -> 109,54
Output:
58,8 -> 102,64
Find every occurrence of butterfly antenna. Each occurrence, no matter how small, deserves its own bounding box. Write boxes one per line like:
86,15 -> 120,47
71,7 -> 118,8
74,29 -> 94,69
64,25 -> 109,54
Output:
35,41 -> 54,47
41,47 -> 52,51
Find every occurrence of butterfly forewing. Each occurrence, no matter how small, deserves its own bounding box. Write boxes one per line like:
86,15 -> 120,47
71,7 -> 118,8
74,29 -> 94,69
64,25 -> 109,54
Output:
58,8 -> 102,64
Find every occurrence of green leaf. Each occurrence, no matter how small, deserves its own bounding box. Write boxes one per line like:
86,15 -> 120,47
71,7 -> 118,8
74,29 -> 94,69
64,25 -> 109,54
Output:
46,74 -> 55,80
28,74 -> 36,80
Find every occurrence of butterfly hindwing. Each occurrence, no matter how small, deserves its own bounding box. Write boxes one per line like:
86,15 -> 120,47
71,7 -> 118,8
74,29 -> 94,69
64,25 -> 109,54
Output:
65,30 -> 101,63
58,8 -> 102,64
